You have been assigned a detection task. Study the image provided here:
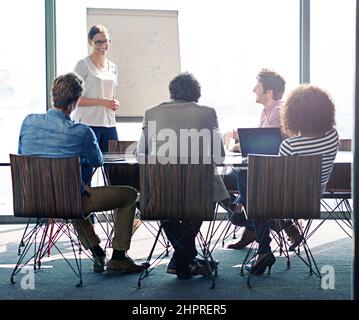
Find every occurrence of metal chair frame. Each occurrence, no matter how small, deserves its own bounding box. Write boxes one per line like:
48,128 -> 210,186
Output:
137,156 -> 219,289
9,154 -> 98,287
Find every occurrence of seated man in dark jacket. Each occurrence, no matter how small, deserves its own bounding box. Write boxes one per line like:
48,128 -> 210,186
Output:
137,72 -> 230,278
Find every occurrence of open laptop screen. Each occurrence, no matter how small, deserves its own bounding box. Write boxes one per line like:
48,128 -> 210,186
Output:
237,127 -> 282,157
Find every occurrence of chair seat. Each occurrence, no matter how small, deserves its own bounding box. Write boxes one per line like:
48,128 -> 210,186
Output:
323,191 -> 351,199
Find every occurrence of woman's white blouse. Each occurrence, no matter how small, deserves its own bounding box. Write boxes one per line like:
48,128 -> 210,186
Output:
71,56 -> 118,127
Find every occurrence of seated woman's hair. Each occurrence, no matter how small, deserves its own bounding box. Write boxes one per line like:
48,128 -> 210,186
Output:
51,73 -> 85,110
281,84 -> 336,136
169,72 -> 201,102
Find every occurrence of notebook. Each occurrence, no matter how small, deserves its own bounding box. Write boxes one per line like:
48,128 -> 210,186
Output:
237,127 -> 282,158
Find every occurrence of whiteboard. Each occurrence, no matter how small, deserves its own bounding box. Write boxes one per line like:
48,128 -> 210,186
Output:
87,8 -> 181,119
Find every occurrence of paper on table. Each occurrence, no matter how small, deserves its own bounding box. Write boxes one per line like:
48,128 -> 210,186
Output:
104,154 -> 126,162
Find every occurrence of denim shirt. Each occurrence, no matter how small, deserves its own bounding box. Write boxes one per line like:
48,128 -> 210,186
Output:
18,109 -> 104,189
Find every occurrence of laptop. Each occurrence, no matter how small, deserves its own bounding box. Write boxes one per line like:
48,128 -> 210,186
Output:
237,127 -> 282,158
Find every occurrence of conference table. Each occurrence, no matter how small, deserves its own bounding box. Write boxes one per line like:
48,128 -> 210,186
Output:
0,150 -> 351,178
102,151 -> 352,215
102,150 -> 352,168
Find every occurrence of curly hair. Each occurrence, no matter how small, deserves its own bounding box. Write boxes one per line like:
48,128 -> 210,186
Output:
169,72 -> 201,102
257,68 -> 286,100
281,84 -> 336,136
51,73 -> 84,110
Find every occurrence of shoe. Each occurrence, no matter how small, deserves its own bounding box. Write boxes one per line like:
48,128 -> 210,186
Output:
191,260 -> 212,277
249,253 -> 276,276
284,223 -> 303,251
195,257 -> 219,269
93,256 -> 106,273
227,228 -> 256,249
176,264 -> 193,279
166,257 -> 177,275
167,257 -> 219,276
106,256 -> 145,273
227,203 -> 249,227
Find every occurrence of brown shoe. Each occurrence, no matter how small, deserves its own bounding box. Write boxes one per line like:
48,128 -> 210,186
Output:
93,256 -> 106,273
284,223 -> 303,251
106,256 -> 145,273
227,228 -> 256,249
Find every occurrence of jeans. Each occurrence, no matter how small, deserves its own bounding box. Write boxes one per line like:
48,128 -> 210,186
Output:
236,168 -> 248,208
82,126 -> 118,185
227,167 -> 254,230
252,219 -> 293,254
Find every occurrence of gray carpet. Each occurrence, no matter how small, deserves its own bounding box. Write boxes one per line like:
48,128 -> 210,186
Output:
0,221 -> 352,300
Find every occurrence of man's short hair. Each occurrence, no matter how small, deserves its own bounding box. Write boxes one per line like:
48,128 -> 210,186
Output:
51,73 -> 84,109
169,72 -> 201,102
257,68 -> 286,100
282,84 -> 336,136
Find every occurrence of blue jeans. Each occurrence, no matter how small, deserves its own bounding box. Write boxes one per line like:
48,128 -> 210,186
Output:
235,168 -> 248,208
228,168 -> 254,230
82,126 -> 118,185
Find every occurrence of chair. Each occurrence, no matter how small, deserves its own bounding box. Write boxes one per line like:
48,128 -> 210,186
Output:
245,154 -> 322,287
338,138 -> 351,151
107,140 -> 139,189
138,156 -> 218,288
323,163 -> 352,232
9,154 -> 93,287
100,140 -> 155,249
307,140 -> 352,239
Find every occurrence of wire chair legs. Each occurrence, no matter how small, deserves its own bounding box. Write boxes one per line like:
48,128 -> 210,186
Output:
11,219 -> 84,287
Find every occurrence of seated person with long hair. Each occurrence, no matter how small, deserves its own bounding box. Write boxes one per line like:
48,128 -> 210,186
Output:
249,84 -> 339,275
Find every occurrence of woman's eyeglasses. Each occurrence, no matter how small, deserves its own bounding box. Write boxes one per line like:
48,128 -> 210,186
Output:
94,39 -> 111,46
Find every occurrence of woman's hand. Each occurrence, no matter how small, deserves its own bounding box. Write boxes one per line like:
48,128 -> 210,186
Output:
103,98 -> 120,111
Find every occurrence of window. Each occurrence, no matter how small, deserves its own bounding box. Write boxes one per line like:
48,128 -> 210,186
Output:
0,1 -> 46,215
311,0 -> 355,139
56,0 -> 299,139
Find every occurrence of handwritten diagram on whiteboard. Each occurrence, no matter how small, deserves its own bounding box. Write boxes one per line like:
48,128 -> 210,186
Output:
87,8 -> 181,118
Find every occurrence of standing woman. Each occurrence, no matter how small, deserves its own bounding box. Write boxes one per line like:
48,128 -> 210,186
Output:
72,25 -> 119,184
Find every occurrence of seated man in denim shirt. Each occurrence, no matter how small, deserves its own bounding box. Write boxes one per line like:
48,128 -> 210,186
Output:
18,72 -> 144,273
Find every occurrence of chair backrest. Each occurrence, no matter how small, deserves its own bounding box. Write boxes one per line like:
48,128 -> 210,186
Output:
324,139 -> 352,194
339,139 -> 352,151
140,157 -> 214,221
325,163 -> 351,193
107,140 -> 139,189
10,154 -> 83,219
246,154 -> 322,219
108,140 -> 138,154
